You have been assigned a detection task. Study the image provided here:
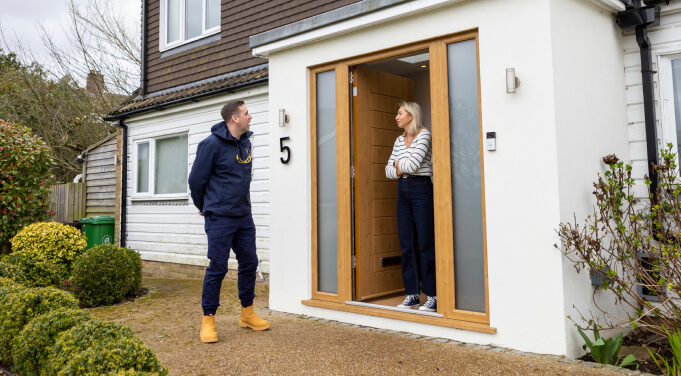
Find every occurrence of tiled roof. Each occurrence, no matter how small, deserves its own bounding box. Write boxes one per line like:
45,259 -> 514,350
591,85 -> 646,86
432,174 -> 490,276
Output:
106,64 -> 268,118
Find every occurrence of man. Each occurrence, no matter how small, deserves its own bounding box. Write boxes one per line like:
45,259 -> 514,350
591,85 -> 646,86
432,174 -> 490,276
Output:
188,100 -> 270,343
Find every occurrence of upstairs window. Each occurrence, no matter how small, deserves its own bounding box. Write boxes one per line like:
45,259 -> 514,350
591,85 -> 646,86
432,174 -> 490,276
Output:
161,0 -> 220,51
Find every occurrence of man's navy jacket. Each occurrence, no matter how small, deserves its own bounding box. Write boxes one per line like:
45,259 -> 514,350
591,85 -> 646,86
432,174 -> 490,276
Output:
188,121 -> 253,217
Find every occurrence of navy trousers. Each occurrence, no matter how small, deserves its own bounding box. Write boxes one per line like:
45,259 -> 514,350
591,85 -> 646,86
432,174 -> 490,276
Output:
396,176 -> 436,297
202,214 -> 258,315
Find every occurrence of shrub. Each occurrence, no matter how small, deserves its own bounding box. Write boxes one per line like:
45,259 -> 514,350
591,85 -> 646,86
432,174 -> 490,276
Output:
0,260 -> 26,284
12,308 -> 93,376
0,120 -> 54,254
0,286 -> 78,364
10,221 -> 87,272
2,250 -> 64,287
0,276 -> 21,288
72,244 -> 143,307
47,320 -> 168,375
557,145 -> 681,335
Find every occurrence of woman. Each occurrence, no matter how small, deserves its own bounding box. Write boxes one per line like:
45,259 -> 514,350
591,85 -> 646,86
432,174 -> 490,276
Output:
385,101 -> 436,312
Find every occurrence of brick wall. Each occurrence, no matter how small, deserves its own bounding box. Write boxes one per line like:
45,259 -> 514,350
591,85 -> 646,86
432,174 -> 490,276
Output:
142,260 -> 209,279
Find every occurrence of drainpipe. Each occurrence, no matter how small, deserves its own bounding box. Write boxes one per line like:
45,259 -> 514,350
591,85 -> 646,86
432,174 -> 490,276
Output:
140,0 -> 147,96
637,27 -> 659,201
617,1 -> 667,204
118,118 -> 128,248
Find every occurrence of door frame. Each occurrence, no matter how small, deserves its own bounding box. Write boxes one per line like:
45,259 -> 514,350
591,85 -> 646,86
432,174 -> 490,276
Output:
308,28 -> 492,332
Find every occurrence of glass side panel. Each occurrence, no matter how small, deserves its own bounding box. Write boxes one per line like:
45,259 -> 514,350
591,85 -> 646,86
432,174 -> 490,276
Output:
206,0 -> 220,30
154,135 -> 188,194
673,59 -> 681,164
447,39 -> 485,313
166,0 -> 181,43
137,142 -> 149,193
316,70 -> 338,294
185,0 -> 203,39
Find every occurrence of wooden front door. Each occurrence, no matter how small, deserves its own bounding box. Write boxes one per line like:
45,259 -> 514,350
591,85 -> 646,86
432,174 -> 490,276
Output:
353,66 -> 414,301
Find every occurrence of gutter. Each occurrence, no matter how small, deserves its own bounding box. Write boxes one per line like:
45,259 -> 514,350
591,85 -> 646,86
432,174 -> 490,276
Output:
617,0 -> 669,204
103,78 -> 268,121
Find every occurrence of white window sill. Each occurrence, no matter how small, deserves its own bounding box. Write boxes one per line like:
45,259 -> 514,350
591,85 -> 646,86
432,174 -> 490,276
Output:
160,28 -> 221,53
131,194 -> 189,201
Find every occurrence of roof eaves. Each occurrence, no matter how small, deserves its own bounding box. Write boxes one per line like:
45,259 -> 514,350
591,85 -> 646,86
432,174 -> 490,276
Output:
105,64 -> 269,119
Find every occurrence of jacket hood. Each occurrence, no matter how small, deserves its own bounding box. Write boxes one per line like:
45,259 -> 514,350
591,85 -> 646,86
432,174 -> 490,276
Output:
210,121 -> 253,142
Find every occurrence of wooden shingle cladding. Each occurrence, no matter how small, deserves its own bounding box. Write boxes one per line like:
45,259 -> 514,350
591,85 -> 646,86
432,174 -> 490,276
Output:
144,0 -> 362,94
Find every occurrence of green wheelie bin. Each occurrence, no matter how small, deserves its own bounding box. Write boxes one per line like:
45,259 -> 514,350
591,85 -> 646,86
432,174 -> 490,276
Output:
79,216 -> 115,249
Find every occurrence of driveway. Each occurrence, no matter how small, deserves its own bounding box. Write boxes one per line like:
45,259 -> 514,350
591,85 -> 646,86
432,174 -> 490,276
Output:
88,278 -> 647,376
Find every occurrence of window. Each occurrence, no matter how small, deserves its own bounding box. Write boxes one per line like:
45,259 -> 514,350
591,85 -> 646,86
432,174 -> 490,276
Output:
658,54 -> 681,166
134,134 -> 188,198
161,0 -> 220,51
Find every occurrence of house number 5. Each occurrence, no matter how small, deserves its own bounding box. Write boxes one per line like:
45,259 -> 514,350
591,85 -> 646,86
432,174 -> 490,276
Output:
280,137 -> 291,164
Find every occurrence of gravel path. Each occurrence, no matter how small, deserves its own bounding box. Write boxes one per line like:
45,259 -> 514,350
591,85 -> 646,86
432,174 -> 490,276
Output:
88,278 -> 645,376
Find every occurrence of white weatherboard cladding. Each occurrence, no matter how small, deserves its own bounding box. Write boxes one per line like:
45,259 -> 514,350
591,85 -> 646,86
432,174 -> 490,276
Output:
624,3 -> 681,198
262,0 -> 628,356
550,0 -> 631,358
123,87 -> 271,272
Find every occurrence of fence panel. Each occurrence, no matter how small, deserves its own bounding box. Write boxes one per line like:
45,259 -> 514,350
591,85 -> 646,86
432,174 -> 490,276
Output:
49,183 -> 86,222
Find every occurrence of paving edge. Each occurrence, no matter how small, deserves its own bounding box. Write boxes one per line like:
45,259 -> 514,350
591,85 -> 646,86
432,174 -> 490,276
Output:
263,308 -> 656,376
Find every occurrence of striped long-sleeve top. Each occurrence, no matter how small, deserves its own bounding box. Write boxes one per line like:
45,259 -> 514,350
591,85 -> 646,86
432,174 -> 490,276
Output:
385,129 -> 433,179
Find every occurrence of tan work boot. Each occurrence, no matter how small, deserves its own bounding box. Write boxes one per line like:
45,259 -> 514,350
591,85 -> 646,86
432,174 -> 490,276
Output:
200,314 -> 218,343
239,305 -> 270,331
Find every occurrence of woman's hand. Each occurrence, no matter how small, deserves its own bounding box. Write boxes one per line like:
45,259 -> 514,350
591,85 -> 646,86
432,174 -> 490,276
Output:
395,160 -> 403,176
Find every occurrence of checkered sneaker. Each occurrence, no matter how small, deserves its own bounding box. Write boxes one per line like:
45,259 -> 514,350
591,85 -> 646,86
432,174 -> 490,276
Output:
419,296 -> 437,312
397,295 -> 420,309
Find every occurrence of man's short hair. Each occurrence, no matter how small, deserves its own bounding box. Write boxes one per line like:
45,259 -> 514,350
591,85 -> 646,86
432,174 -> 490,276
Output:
221,101 -> 245,123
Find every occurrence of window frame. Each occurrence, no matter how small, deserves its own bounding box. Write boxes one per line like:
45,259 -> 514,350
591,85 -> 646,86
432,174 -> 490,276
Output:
659,52 -> 681,167
132,132 -> 189,200
159,0 -> 221,52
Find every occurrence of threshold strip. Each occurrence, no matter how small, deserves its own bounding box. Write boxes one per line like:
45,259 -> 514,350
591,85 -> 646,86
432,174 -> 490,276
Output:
345,301 -> 444,318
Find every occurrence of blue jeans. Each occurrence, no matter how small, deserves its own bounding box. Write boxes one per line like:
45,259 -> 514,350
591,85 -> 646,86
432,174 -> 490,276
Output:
202,214 -> 258,315
397,176 -> 436,297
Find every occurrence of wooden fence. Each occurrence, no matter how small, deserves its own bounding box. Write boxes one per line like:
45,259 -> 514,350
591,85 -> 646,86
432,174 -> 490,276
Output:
49,183 -> 86,222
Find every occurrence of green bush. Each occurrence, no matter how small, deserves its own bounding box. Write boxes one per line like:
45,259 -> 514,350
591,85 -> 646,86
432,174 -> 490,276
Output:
0,286 -> 78,364
10,221 -> 87,272
2,250 -> 64,287
47,320 -> 168,375
0,120 -> 54,254
72,244 -> 143,307
12,308 -> 93,375
0,260 -> 26,284
0,276 -> 22,288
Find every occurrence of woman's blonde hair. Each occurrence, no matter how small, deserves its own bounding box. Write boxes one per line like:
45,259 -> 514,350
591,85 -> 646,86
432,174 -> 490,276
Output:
398,101 -> 424,137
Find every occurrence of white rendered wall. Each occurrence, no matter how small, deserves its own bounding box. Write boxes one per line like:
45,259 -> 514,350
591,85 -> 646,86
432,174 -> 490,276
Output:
264,0 -> 586,355
624,3 -> 681,198
123,86 -> 271,272
549,0 -> 631,358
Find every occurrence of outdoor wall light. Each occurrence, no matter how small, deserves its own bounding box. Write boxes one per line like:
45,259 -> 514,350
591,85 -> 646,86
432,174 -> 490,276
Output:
75,152 -> 86,164
279,109 -> 290,127
506,68 -> 521,94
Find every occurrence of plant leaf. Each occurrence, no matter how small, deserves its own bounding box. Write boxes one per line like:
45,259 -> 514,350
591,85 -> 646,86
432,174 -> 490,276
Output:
618,354 -> 637,368
578,327 -> 594,348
